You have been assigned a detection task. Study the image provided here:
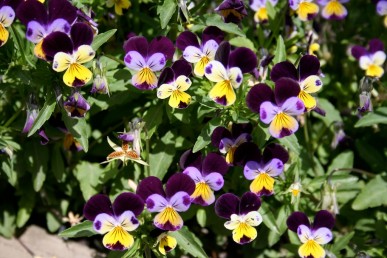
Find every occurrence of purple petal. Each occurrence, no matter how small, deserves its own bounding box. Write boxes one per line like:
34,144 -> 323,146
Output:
146,53 -> 166,71
351,46 -> 367,60
368,38 -> 384,53
165,173 -> 195,198
297,224 -> 312,242
281,96 -> 305,116
112,192 -> 144,217
63,92 -> 90,118
47,18 -> 71,34
239,192 -> 261,215
246,83 -> 275,114
211,126 -> 232,148
176,31 -> 200,51
243,161 -> 260,180
204,172 -> 224,191
83,194 -> 113,221
231,123 -> 253,138
274,78 -> 300,106
48,0 -> 77,24
136,176 -> 166,201
171,59 -> 192,77
38,129 -> 49,145
179,149 -> 202,171
262,143 -> 289,164
270,61 -> 298,82
260,101 -> 278,124
70,23 -> 93,50
148,36 -> 175,60
233,142 -> 261,167
202,26 -> 224,45
202,152 -> 229,176
26,21 -> 45,43
286,211 -> 310,232
214,193 -> 240,219
312,210 -> 335,230
264,158 -> 284,177
298,55 -> 320,81
169,192 -> 192,212
313,227 -> 333,244
42,31 -> 73,60
229,47 -> 257,73
183,167 -> 204,183
16,0 -> 47,26
123,36 -> 148,56
146,194 -> 169,212
158,67 -> 175,87
215,41 -> 230,68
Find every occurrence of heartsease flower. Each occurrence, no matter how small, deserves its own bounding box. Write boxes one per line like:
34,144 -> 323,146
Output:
124,36 -> 175,90
176,26 -> 224,77
136,174 -> 195,231
317,0 -> 349,20
249,0 -> 278,23
289,0 -> 319,21
157,59 -> 193,109
155,232 -> 177,255
215,192 -> 263,244
215,0 -> 248,23
271,55 -> 323,110
377,0 -> 387,27
246,80 -> 305,138
287,210 -> 335,258
106,0 -> 131,15
0,3 -> 15,47
83,192 -> 144,251
180,150 -> 228,206
63,91 -> 90,118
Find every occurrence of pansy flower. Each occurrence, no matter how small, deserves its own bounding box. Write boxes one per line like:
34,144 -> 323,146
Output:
106,0 -> 131,15
249,0 -> 278,23
215,192 -> 263,244
211,123 -> 253,164
124,36 -> 175,90
155,232 -> 177,255
16,0 -> 77,59
243,143 -> 289,196
377,0 -> 387,27
176,26 -> 224,77
204,42 -> 258,106
246,80 -> 305,138
63,91 -> 90,118
157,59 -> 193,109
83,193 -> 144,251
136,174 -> 195,231
215,0 -> 248,23
287,210 -> 335,258
271,55 -> 323,110
317,0 -> 349,20
63,133 -> 83,152
289,0 -> 319,21
180,150 -> 228,206
351,38 -> 386,78
0,2 -> 15,47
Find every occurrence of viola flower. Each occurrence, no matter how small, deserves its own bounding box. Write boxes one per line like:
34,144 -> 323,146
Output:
63,133 -> 83,152
215,192 -> 263,244
180,150 -> 228,206
22,99 -> 39,134
63,92 -> 90,118
0,3 -> 15,47
38,129 -> 49,145
377,1 -> 387,27
243,143 -> 289,196
156,232 -> 177,255
317,0 -> 349,20
351,38 -> 386,78
215,0 -> 248,23
176,26 -> 224,77
271,55 -> 323,110
289,181 -> 302,200
91,60 -> 109,95
118,119 -> 145,157
249,0 -> 278,23
246,80 -> 305,138
16,0 -> 77,59
106,0 -> 131,15
124,36 -> 175,90
211,123 -> 253,164
204,42 -> 258,106
287,210 -> 335,258
136,174 -> 195,231
289,0 -> 319,21
157,59 -> 193,109
83,193 -> 144,251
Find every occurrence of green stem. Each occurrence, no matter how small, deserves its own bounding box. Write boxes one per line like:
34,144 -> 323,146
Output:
10,26 -> 35,67
327,168 -> 375,184
144,126 -> 150,177
104,54 -> 125,66
3,109 -> 22,128
144,245 -> 152,258
303,113 -> 316,174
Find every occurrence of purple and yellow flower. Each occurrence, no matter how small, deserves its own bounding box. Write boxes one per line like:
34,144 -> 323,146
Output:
243,143 -> 289,196
63,133 -> 83,152
176,26 -> 224,77
83,193 -> 144,251
247,80 -> 305,138
136,174 -> 195,231
180,150 -> 228,206
124,36 -> 175,90
16,0 -> 77,59
204,42 -> 258,106
317,0 -> 348,20
155,232 -> 177,255
351,38 -> 386,78
215,192 -> 263,244
249,0 -> 278,23
157,59 -> 193,109
106,0 -> 131,15
376,0 -> 387,27
289,0 -> 319,21
63,91 -> 90,118
271,55 -> 323,110
211,123 -> 253,164
215,0 -> 248,23
0,3 -> 15,47
287,210 -> 335,258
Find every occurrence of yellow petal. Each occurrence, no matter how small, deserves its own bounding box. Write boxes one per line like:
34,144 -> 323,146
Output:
75,45 -> 95,64
298,91 -> 317,110
254,7 -> 268,23
208,80 -> 236,106
53,52 -> 72,72
169,90 -> 191,109
225,146 -> 236,164
0,23 -> 9,47
194,56 -> 210,77
154,207 -> 183,231
158,234 -> 177,255
191,182 -> 214,205
301,75 -> 323,94
250,173 -> 275,195
232,222 -> 257,244
132,67 -> 158,89
102,226 -> 134,251
63,63 -> 93,87
298,240 -> 326,258
34,40 -> 46,60
366,64 -> 384,78
323,0 -> 346,17
269,112 -> 299,138
298,2 -> 319,21
175,75 -> 191,92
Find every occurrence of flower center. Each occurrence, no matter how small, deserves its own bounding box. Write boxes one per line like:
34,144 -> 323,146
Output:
192,181 -> 212,199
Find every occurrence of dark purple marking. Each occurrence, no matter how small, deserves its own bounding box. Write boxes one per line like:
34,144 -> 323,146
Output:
216,179 -> 223,185
260,109 -> 267,120
27,29 -> 33,37
205,64 -> 212,74
279,128 -> 292,138
183,195 -> 191,206
316,80 -> 322,86
130,217 -> 138,224
124,54 -> 132,64
146,199 -> 155,209
296,101 -> 304,110
72,77 -> 85,87
178,101 -> 188,109
236,75 -> 242,83
106,241 -> 125,251
277,162 -> 283,169
215,95 -> 227,106
239,235 -> 251,245
94,220 -> 101,230
159,58 -> 165,65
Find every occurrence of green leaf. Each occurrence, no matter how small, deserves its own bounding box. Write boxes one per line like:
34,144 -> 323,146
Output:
47,212 -> 61,233
196,208 -> 206,228
157,0 -> 177,29
327,151 -> 354,174
16,186 -> 35,228
355,107 -> 387,127
193,117 -> 221,153
58,220 -> 96,238
62,113 -> 90,152
149,131 -> 175,179
51,145 -> 65,182
170,227 -> 207,258
229,37 -> 256,51
268,206 -> 288,247
352,175 -> 387,210
143,103 -> 164,138
31,140 -> 48,192
204,14 -> 245,37
273,35 -> 286,64
92,29 -> 117,51
331,232 -> 355,253
260,203 -> 280,234
121,239 -> 141,258
28,92 -> 56,137
278,134 -> 300,155
74,162 -> 105,200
